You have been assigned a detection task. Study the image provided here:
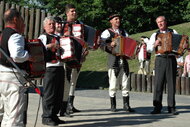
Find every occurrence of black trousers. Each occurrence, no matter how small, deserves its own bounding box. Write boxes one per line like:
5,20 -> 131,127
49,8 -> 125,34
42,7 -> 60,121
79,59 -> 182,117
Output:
153,55 -> 177,109
42,66 -> 64,119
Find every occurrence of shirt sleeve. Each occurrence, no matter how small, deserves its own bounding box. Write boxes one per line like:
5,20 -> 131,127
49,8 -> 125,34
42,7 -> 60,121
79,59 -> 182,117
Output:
173,29 -> 178,34
100,29 -> 111,41
8,33 -> 29,63
146,33 -> 157,53
38,34 -> 48,49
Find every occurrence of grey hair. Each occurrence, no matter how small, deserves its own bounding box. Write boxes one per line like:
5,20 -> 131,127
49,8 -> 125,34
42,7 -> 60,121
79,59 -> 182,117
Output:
156,16 -> 167,22
43,16 -> 55,26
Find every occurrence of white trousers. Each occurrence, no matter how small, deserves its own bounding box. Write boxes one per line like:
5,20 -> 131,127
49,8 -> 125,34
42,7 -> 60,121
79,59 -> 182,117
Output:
108,68 -> 129,97
139,60 -> 150,75
0,94 -> 3,122
63,67 -> 80,101
69,69 -> 80,96
0,72 -> 27,127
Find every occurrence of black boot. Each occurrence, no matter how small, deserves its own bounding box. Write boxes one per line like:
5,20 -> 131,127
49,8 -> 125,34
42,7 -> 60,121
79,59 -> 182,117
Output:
123,96 -> 135,112
60,101 -> 72,117
110,96 -> 116,112
66,96 -> 80,114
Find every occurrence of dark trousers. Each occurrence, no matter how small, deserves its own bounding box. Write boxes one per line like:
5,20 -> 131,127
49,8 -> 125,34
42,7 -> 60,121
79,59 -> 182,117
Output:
153,55 -> 177,109
42,66 -> 64,118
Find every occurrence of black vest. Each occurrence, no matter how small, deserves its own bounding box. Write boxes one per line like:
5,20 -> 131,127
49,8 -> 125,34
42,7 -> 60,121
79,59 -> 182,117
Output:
0,27 -> 27,70
107,28 -> 129,76
43,33 -> 60,62
156,28 -> 174,34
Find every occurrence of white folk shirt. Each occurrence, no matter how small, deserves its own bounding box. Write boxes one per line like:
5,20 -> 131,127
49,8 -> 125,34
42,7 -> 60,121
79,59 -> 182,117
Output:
147,29 -> 178,54
101,29 -> 129,41
0,33 -> 29,72
38,34 -> 63,67
100,28 -> 129,68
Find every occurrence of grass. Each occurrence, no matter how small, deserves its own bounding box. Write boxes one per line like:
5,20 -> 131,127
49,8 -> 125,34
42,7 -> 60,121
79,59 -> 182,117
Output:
77,22 -> 190,89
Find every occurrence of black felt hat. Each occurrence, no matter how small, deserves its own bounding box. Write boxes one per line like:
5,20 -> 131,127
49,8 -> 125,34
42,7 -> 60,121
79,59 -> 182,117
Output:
108,14 -> 121,21
54,16 -> 62,23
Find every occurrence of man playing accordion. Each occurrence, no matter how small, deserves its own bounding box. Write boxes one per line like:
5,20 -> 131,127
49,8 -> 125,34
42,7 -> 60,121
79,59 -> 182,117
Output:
38,16 -> 65,126
100,13 -> 135,112
147,16 -> 179,115
59,4 -> 89,116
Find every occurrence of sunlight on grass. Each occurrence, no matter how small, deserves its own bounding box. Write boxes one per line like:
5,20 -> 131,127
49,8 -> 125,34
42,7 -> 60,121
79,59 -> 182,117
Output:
81,22 -> 190,73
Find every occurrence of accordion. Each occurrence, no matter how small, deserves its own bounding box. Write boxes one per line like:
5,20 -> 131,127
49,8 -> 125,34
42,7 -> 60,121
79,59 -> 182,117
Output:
112,36 -> 138,58
59,36 -> 85,68
27,39 -> 46,78
156,32 -> 189,55
84,25 -> 100,50
64,23 -> 100,50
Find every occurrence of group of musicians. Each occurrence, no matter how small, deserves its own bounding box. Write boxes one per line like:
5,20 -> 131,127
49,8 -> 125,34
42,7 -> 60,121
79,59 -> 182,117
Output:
0,3 -> 190,127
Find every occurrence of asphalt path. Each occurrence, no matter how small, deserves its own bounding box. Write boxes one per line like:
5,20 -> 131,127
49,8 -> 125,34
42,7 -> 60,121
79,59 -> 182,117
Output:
27,89 -> 190,127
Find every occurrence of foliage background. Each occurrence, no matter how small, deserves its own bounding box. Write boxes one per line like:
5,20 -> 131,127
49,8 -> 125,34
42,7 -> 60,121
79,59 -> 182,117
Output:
2,0 -> 190,89
3,0 -> 190,34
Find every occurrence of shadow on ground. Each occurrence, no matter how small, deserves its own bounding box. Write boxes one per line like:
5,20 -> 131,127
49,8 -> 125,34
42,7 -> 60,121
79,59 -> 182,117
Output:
58,105 -> 190,127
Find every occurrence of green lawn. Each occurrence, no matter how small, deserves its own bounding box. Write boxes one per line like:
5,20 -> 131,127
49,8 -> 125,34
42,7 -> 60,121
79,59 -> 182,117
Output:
77,22 -> 190,89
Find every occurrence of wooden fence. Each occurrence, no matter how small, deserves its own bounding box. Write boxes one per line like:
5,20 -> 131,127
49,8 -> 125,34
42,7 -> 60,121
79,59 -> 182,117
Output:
128,73 -> 190,95
0,1 -> 51,39
1,1 -> 190,96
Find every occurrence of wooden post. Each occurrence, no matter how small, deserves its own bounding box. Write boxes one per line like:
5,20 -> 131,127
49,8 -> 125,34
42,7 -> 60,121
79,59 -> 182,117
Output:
147,75 -> 152,93
131,73 -> 137,91
16,4 -> 20,11
142,74 -> 147,92
34,9 -> 41,38
40,10 -> 46,34
186,77 -> 190,95
176,76 -> 181,95
24,8 -> 29,38
47,12 -> 51,17
181,77 -> 186,95
0,1 -> 5,31
137,74 -> 142,92
11,4 -> 16,9
20,6 -> 25,19
28,8 -> 34,39
5,3 -> 10,12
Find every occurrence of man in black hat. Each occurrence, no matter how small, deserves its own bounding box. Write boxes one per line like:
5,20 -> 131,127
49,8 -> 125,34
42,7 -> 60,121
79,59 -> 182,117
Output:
54,16 -> 63,36
100,14 -> 135,112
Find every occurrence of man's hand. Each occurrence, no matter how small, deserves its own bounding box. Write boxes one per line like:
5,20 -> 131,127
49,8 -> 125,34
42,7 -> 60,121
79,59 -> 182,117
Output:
46,43 -> 60,50
154,40 -> 161,48
110,41 -> 117,47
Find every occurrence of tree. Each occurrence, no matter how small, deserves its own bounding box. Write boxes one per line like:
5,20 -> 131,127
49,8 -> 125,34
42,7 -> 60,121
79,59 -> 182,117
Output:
2,0 -> 190,34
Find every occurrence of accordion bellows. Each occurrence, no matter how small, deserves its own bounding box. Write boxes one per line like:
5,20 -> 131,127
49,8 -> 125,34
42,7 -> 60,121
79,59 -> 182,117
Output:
112,36 -> 138,58
156,32 -> 189,55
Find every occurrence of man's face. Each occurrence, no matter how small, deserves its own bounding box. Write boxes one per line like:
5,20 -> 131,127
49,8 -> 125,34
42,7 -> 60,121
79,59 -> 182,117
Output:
66,8 -> 77,21
55,22 -> 62,33
110,16 -> 120,28
44,19 -> 55,34
156,17 -> 167,31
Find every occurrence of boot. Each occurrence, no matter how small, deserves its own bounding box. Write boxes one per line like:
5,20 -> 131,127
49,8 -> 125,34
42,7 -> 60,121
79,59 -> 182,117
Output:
110,96 -> 116,112
123,96 -> 135,112
66,96 -> 80,114
60,101 -> 72,117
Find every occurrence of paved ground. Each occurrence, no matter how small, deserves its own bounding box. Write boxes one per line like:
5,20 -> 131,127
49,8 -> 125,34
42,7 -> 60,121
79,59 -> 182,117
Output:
27,89 -> 190,127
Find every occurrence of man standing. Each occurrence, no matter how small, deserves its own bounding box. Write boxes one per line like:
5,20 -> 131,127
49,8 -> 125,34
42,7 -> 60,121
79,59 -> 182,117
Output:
147,16 -> 178,115
38,16 -> 65,126
60,4 -> 89,115
100,14 -> 135,112
0,9 -> 34,127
